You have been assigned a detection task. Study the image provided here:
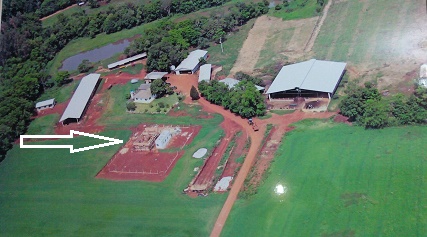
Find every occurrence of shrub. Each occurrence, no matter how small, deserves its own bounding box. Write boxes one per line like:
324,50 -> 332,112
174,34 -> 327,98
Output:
158,102 -> 165,108
126,102 -> 136,111
275,4 -> 282,10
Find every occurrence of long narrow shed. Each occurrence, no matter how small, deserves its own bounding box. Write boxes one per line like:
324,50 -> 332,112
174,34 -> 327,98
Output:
175,50 -> 208,75
108,53 -> 147,70
59,73 -> 100,124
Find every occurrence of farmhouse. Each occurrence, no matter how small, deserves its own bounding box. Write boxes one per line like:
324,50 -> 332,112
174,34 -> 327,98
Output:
35,98 -> 56,111
107,53 -> 147,70
59,73 -> 100,124
219,78 -> 265,91
144,71 -> 168,83
198,64 -> 212,82
175,49 -> 208,75
266,59 -> 346,100
131,84 -> 155,103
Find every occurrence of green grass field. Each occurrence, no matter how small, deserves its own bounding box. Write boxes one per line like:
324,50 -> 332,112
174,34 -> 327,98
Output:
313,0 -> 419,66
222,120 -> 427,236
0,115 -> 227,236
268,0 -> 321,20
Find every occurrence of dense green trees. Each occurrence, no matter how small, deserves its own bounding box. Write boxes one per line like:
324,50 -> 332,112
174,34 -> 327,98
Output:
150,80 -> 173,98
78,60 -> 93,73
0,0 -> 235,160
199,79 -> 266,118
339,82 -> 427,128
126,2 -> 269,72
190,85 -> 200,100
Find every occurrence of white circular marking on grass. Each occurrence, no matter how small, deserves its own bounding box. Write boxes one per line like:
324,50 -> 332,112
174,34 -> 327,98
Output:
275,184 -> 287,195
193,148 -> 207,158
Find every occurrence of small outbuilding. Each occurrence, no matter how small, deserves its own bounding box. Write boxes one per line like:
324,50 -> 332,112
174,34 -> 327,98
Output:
36,98 -> 56,111
420,64 -> 427,78
108,53 -> 147,70
144,72 -> 168,83
155,130 -> 172,149
175,50 -> 208,75
130,78 -> 139,84
198,64 -> 212,82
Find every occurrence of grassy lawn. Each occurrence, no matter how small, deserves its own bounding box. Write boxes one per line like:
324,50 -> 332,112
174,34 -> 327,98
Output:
26,114 -> 59,135
134,93 -> 179,114
0,118 -> 227,236
207,18 -> 256,77
223,120 -> 427,236
270,109 -> 295,115
268,0 -> 321,20
38,80 -> 79,103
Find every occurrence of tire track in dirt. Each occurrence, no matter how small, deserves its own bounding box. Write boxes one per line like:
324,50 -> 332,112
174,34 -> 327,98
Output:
304,0 -> 333,52
229,15 -> 273,76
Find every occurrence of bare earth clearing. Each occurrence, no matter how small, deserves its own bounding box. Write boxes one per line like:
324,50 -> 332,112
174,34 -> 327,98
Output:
230,15 -> 319,75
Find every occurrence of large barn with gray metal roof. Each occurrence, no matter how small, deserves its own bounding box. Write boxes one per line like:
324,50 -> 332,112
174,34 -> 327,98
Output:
59,73 -> 101,124
266,59 -> 346,100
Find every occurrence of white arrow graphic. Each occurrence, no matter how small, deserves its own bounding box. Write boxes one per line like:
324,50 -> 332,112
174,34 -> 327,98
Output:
20,130 -> 123,153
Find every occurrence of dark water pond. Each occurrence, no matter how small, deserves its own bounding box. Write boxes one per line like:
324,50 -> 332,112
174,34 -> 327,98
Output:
59,39 -> 131,71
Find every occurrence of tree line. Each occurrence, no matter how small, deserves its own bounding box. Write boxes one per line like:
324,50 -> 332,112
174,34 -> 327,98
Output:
0,0 -> 231,160
125,1 -> 270,72
339,82 -> 427,129
198,76 -> 266,118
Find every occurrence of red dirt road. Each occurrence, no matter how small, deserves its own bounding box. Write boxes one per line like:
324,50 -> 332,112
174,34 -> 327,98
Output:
166,73 -> 337,237
40,4 -> 77,21
190,120 -> 240,190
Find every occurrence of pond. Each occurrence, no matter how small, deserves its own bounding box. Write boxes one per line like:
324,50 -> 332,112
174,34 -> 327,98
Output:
59,39 -> 132,71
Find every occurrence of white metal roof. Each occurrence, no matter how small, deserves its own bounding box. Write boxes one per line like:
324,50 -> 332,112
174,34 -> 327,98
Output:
175,50 -> 208,72
107,53 -> 147,69
144,72 -> 168,80
219,78 -> 264,91
266,59 -> 347,94
59,74 -> 100,122
36,98 -> 55,108
198,64 -> 212,82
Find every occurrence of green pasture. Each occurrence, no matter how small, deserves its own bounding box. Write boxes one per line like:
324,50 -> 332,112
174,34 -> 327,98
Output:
0,116 -> 226,236
26,114 -> 59,135
268,0 -> 321,20
223,120 -> 427,236
38,80 -> 79,103
313,0 -> 419,66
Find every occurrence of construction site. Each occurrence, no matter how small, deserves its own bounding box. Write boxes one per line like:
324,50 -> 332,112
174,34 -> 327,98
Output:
96,124 -> 200,182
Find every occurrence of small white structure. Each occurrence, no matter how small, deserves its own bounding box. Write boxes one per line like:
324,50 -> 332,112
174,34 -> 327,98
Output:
219,78 -> 264,91
130,78 -> 139,84
36,98 -> 56,111
131,84 -> 155,103
214,176 -> 233,192
144,72 -> 168,83
155,130 -> 172,149
175,50 -> 208,75
198,64 -> 212,82
420,64 -> 427,78
193,148 -> 208,158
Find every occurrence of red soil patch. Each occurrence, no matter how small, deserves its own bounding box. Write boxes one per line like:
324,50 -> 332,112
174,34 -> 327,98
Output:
188,119 -> 240,191
334,114 -> 351,124
54,91 -> 105,135
97,124 -> 201,181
